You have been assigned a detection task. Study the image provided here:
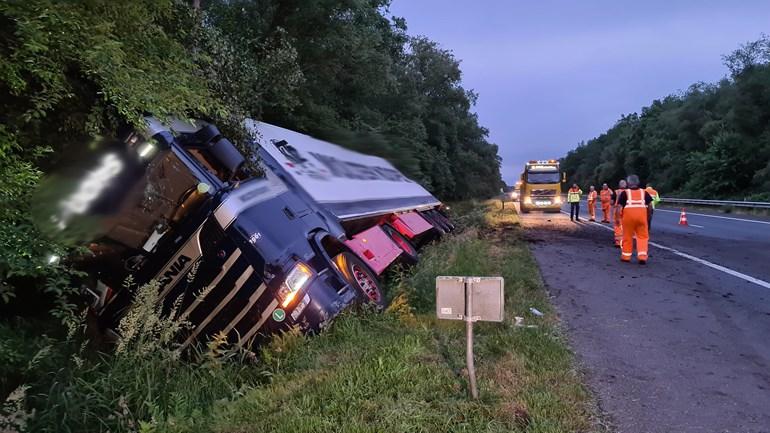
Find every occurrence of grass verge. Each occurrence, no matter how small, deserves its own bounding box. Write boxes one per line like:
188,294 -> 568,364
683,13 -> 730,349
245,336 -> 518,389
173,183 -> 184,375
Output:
1,200 -> 597,433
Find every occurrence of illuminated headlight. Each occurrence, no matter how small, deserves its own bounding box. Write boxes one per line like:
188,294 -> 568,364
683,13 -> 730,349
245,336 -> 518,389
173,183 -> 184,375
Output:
554,196 -> 562,204
278,262 -> 313,308
137,142 -> 157,159
524,196 -> 532,204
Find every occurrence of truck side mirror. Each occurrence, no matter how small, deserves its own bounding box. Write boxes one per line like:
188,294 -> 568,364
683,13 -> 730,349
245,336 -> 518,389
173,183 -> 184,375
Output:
210,138 -> 246,179
178,124 -> 247,181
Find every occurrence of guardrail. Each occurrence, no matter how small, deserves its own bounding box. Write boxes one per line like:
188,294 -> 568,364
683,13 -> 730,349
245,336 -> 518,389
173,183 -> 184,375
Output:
661,198 -> 770,209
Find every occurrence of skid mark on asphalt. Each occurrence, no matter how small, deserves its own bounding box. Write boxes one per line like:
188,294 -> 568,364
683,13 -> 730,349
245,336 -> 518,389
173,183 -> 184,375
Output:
562,210 -> 770,290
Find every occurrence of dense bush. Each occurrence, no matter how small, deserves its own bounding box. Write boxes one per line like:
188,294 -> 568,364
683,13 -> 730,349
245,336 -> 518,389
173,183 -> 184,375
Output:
561,35 -> 770,200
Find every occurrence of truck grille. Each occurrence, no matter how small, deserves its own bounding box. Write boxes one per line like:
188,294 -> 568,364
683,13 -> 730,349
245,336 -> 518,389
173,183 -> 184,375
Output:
531,189 -> 557,196
174,222 -> 275,348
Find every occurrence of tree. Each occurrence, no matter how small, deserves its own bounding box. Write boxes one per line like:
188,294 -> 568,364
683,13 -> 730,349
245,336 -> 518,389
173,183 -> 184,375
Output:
561,36 -> 770,200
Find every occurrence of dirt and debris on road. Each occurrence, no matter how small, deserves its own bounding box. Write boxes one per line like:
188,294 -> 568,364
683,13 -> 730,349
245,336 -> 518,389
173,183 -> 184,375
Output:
521,210 -> 770,433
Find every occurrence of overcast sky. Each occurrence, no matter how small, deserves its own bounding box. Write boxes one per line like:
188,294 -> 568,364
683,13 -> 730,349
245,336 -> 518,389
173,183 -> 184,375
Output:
389,0 -> 770,184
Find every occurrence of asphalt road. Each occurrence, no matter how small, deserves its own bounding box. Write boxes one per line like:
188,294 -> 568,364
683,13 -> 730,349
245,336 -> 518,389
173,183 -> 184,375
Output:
519,202 -> 770,433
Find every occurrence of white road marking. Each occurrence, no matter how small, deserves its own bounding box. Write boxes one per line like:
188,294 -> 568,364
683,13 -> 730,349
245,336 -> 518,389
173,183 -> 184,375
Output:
646,241 -> 770,289
689,224 -> 704,228
656,208 -> 770,226
563,212 -> 770,290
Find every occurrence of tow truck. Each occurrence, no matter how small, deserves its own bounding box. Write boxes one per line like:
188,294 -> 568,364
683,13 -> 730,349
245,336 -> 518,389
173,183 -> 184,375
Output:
518,160 -> 563,213
42,118 -> 452,348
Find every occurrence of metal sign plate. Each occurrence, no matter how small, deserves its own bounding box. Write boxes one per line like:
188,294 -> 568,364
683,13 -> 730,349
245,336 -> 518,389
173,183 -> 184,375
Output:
436,276 -> 504,322
471,277 -> 505,322
436,276 -> 465,320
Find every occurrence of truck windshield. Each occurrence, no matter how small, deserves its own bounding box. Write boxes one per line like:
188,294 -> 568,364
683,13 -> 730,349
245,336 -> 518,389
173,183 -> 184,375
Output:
526,172 -> 560,184
40,131 -> 214,254
97,146 -> 206,251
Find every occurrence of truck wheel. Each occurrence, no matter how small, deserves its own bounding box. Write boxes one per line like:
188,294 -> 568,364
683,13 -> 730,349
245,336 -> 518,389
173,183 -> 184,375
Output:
433,211 -> 455,232
382,225 -> 419,265
333,252 -> 385,308
425,210 -> 451,233
421,212 -> 447,236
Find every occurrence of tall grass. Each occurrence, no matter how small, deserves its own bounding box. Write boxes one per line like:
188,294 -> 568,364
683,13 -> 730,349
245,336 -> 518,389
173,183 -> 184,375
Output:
2,283 -> 267,433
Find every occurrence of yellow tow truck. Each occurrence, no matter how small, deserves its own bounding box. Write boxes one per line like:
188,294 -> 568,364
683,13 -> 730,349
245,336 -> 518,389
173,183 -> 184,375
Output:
519,160 -> 563,213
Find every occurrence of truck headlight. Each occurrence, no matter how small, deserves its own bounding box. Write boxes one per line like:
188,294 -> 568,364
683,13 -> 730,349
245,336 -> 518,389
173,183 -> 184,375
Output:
554,196 -> 561,204
137,142 -> 157,159
524,196 -> 532,204
279,262 -> 313,308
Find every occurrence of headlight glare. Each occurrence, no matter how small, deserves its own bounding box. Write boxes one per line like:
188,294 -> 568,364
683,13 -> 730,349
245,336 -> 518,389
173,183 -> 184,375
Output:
280,262 -> 312,307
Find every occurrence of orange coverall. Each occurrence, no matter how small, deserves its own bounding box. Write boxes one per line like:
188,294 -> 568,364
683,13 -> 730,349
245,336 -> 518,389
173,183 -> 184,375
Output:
612,191 -> 623,246
599,189 -> 612,223
587,190 -> 598,221
620,188 -> 650,262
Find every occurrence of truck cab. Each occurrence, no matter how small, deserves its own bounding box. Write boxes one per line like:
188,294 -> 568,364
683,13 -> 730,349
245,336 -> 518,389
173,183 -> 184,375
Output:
50,119 -> 362,348
519,160 -> 563,213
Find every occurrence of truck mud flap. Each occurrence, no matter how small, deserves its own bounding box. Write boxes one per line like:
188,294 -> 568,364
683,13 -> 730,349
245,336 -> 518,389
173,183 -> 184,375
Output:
389,211 -> 434,238
344,225 -> 402,275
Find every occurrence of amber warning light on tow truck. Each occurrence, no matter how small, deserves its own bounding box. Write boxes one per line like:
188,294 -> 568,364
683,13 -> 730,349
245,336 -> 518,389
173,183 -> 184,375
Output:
528,159 -> 557,164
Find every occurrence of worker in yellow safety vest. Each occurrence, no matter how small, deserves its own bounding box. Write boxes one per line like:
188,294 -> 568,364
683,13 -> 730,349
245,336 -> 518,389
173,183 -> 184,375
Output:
645,184 -> 660,229
587,185 -> 598,221
567,183 -> 583,222
611,179 -> 627,247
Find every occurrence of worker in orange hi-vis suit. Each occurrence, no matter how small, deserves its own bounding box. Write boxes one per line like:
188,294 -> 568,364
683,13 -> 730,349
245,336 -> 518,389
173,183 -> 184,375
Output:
611,179 -> 626,247
599,183 -> 612,223
617,175 -> 653,264
587,185 -> 598,221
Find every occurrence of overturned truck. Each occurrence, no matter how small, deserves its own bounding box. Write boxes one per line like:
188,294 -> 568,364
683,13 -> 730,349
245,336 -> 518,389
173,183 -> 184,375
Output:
47,118 -> 453,348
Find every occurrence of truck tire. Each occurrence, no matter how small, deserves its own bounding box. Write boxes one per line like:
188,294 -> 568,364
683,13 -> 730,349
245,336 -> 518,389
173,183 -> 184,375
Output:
434,210 -> 455,232
333,252 -> 385,308
424,210 -> 451,234
382,224 -> 419,265
420,212 -> 447,236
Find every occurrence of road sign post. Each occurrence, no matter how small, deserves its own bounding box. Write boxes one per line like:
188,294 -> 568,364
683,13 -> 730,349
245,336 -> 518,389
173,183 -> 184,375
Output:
436,276 -> 504,399
464,278 -> 478,399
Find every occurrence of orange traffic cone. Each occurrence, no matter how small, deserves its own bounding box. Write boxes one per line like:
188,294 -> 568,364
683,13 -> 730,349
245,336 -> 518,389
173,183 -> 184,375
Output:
678,208 -> 688,226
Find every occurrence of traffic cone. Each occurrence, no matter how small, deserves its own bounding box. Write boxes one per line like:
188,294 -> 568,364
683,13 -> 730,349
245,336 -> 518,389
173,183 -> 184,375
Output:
678,208 -> 688,226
